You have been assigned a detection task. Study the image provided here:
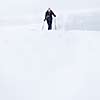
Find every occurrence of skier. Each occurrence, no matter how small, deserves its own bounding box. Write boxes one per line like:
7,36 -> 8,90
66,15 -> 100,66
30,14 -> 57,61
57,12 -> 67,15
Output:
44,8 -> 56,30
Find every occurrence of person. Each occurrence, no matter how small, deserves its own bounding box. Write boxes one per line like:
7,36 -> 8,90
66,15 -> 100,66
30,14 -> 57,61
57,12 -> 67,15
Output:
44,8 -> 56,30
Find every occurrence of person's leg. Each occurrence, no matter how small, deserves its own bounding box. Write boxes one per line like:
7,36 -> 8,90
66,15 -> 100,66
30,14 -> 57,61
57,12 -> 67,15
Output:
47,18 -> 52,30
47,20 -> 50,30
48,24 -> 51,30
48,20 -> 52,30
49,21 -> 52,30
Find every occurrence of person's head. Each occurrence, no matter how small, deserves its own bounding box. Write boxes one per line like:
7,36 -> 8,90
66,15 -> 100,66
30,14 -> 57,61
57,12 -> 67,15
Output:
48,8 -> 51,12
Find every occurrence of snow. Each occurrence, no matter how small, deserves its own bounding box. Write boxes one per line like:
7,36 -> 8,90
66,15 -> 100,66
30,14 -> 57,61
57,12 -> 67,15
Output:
0,0 -> 100,100
0,26 -> 100,100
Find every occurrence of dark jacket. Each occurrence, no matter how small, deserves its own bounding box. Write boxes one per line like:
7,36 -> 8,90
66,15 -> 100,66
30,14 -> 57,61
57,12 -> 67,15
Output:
44,10 -> 56,21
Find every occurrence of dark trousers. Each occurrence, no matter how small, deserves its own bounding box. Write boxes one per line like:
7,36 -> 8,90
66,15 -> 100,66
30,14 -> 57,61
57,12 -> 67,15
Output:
47,18 -> 52,30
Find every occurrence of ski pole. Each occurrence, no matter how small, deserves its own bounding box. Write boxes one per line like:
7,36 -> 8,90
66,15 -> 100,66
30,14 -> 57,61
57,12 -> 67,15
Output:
42,20 -> 45,30
54,18 -> 57,30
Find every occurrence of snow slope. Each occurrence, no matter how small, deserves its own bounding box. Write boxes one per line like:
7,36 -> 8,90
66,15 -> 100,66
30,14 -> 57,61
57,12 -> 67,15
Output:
0,0 -> 100,100
0,26 -> 100,100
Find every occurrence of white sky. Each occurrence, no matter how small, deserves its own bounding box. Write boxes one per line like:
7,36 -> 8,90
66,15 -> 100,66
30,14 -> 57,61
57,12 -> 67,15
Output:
0,0 -> 100,16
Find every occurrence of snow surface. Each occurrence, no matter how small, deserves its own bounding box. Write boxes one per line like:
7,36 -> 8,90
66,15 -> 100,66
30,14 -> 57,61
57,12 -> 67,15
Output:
0,0 -> 100,100
0,26 -> 100,100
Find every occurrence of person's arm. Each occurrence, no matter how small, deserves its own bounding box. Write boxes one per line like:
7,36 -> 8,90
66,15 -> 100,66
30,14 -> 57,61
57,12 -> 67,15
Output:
51,10 -> 56,17
44,12 -> 47,21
